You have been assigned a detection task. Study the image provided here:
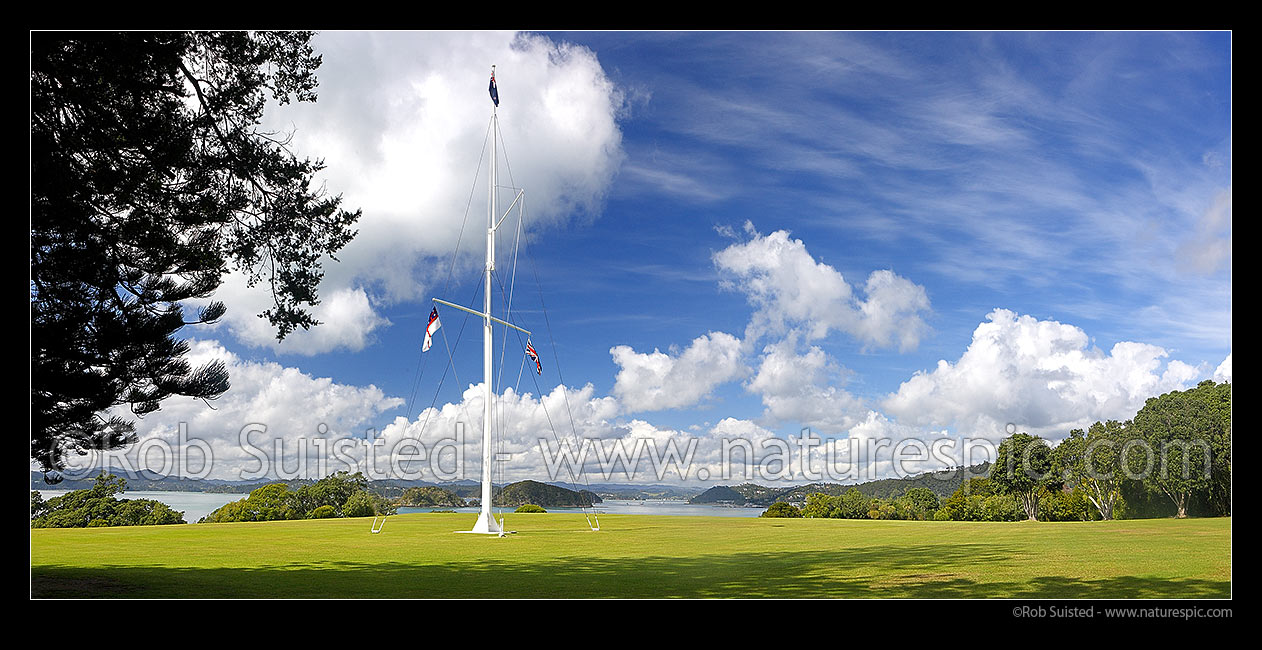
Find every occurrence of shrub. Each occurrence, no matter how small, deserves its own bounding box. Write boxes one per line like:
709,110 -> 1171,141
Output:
802,493 -> 839,518
310,505 -> 336,519
902,487 -> 940,519
867,499 -> 898,520
342,491 -> 377,518
981,495 -> 1023,521
761,502 -> 802,518
1039,486 -> 1095,522
515,504 -> 547,513
201,483 -> 299,522
112,499 -> 185,526
839,488 -> 870,519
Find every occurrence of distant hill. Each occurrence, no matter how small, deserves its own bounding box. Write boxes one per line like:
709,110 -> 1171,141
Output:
843,463 -> 991,500
689,464 -> 992,506
34,463 -> 990,506
371,479 -> 478,498
744,482 -> 842,504
551,481 -> 697,501
689,485 -> 747,504
395,486 -> 467,508
31,471 -> 486,497
31,470 -> 254,493
495,480 -> 600,507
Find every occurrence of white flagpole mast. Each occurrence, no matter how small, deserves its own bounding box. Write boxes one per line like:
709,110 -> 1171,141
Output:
441,65 -> 521,535
470,65 -> 502,535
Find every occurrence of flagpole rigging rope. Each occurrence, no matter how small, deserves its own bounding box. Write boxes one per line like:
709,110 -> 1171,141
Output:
438,288 -> 491,462
402,115 -> 492,466
403,117 -> 491,423
494,118 -> 599,529
490,211 -> 600,531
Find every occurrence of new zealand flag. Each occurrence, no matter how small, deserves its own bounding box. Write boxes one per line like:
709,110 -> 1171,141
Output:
489,71 -> 499,107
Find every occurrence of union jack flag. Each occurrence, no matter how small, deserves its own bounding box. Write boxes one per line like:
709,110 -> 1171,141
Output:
525,339 -> 541,375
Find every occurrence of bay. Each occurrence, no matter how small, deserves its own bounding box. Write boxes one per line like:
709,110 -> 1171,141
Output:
399,499 -> 768,517
34,492 -> 770,523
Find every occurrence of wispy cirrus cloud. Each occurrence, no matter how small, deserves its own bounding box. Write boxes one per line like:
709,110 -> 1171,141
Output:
603,32 -> 1230,361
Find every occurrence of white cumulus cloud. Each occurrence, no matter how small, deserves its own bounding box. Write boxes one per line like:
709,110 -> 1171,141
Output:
202,31 -> 626,355
713,223 -> 930,351
73,340 -> 404,481
206,279 -> 391,355
374,383 -> 723,484
745,337 -> 865,434
882,309 -> 1205,440
609,331 -> 746,413
1214,353 -> 1232,383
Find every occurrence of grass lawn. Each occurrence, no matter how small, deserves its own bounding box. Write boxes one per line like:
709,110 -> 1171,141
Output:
30,513 -> 1231,598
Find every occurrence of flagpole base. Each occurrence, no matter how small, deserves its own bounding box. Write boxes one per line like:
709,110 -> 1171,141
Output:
455,510 -> 506,535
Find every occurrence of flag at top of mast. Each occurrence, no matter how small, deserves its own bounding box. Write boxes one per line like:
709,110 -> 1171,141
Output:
488,65 -> 499,107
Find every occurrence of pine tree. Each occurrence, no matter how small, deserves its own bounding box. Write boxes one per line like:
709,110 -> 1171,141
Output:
31,32 -> 361,472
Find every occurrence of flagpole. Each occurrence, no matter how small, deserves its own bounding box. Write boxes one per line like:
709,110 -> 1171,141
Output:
472,65 -> 502,534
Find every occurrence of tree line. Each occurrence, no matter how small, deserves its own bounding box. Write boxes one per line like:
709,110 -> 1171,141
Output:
31,474 -> 185,527
30,471 -> 400,528
763,380 -> 1230,521
199,471 -> 396,522
30,472 -> 607,527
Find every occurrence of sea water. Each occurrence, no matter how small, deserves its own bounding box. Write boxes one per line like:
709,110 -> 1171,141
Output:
33,491 -> 769,522
398,499 -> 766,517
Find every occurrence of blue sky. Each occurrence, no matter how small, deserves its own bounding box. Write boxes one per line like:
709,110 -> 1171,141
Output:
92,31 -> 1231,485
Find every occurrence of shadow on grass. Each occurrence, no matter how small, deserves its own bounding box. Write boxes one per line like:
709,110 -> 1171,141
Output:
31,542 -> 1229,599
